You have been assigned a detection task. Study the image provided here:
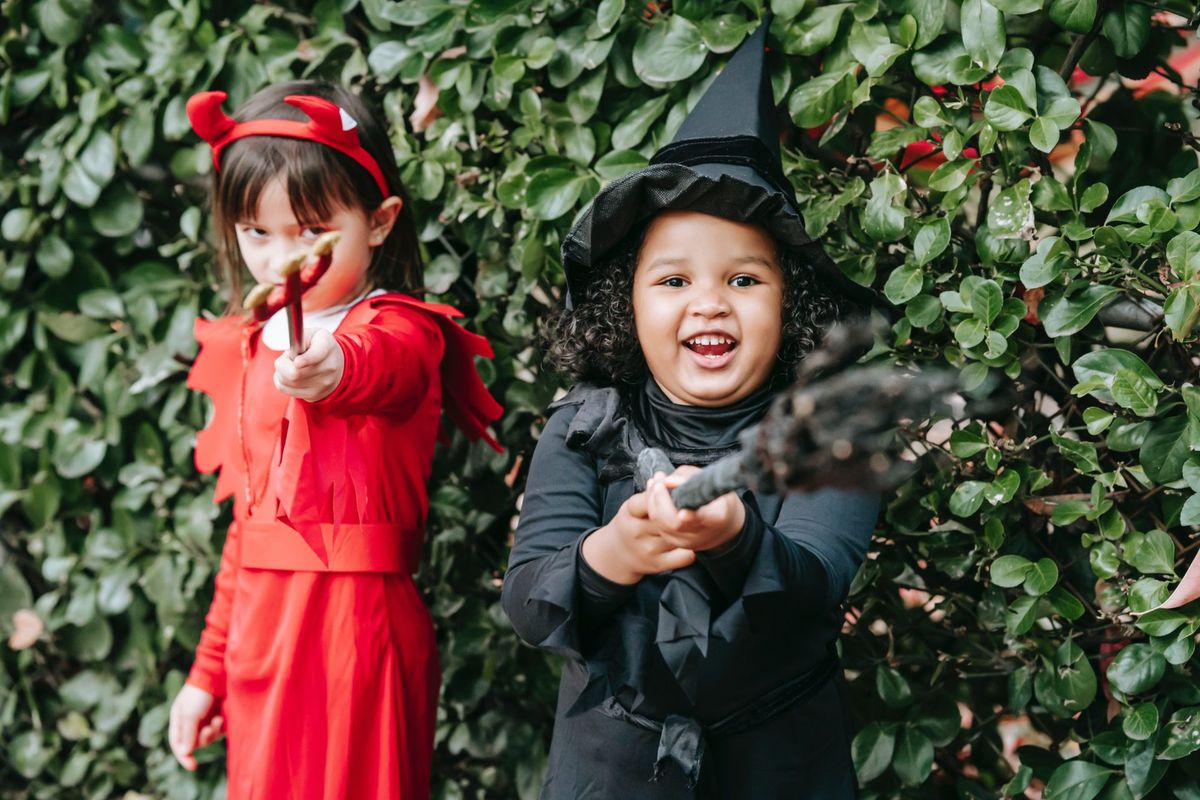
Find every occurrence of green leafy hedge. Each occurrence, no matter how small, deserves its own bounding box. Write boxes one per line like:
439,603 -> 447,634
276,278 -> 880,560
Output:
3,0 -> 1200,797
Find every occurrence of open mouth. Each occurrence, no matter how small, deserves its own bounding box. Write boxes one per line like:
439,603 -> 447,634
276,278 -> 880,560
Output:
683,334 -> 738,358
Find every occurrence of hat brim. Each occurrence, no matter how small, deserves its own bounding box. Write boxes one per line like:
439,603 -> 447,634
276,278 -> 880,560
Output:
561,163 -> 880,309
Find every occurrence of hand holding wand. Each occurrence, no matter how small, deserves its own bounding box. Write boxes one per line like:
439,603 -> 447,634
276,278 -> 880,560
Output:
635,321 -> 957,509
242,231 -> 341,356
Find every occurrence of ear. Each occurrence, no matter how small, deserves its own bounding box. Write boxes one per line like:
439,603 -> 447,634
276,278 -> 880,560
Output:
284,95 -> 360,148
368,196 -> 404,246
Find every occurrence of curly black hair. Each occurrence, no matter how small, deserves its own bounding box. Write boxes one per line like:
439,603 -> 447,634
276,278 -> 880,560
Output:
544,226 -> 855,390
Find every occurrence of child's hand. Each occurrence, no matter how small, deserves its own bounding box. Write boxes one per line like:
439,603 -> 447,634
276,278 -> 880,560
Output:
274,328 -> 344,402
582,489 -> 697,584
645,466 -> 746,553
168,684 -> 223,771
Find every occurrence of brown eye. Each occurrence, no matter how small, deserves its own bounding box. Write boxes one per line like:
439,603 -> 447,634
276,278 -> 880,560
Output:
662,277 -> 687,287
730,275 -> 759,287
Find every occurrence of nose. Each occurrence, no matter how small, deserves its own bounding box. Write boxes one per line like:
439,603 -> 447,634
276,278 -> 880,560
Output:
687,283 -> 730,318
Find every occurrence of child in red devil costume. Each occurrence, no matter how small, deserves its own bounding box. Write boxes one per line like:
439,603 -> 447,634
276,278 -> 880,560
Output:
166,81 -> 502,799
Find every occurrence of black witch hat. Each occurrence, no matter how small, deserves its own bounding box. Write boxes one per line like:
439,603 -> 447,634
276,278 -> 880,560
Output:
561,16 -> 876,308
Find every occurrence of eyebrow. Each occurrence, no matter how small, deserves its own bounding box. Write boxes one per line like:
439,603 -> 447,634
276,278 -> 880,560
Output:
643,254 -> 777,270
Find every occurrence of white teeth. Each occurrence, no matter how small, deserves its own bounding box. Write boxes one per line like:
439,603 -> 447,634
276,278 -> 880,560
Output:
687,335 -> 733,346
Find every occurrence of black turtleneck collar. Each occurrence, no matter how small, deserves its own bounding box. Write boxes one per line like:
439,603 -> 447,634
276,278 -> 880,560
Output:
631,377 -> 773,467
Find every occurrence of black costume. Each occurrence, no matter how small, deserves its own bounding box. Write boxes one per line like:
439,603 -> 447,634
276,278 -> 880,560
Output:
503,384 -> 879,797
503,16 -> 882,798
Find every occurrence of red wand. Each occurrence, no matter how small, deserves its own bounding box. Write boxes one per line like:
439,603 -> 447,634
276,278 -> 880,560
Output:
243,232 -> 341,356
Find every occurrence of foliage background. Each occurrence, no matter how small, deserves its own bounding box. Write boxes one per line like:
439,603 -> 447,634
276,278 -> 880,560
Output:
2,0 -> 1200,797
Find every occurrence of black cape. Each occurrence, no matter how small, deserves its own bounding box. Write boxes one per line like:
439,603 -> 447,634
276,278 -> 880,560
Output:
502,384 -> 880,798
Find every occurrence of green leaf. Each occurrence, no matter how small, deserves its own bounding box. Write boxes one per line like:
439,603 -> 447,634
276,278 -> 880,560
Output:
877,666 -> 914,707
1106,186 -> 1170,224
1030,117 -> 1060,153
1122,702 -> 1159,741
1040,285 -> 1119,337
789,67 -> 857,128
961,0 -> 1005,71
594,150 -> 648,181
955,317 -> 987,348
632,15 -> 707,84
928,158 -> 975,192
525,169 -> 588,221
863,173 -> 909,242
984,86 -> 1034,131
991,554 -> 1033,587
1043,761 -> 1112,800
611,95 -> 669,150
867,126 -> 927,160
1101,2 -> 1151,59
1167,232 -> 1200,280
1123,530 -> 1176,576
1168,169 -> 1200,204
1090,540 -> 1120,578
1024,558 -> 1060,596
892,727 -> 935,786
1159,707 -> 1200,760
696,15 -> 754,53
971,279 -> 1004,324
1109,368 -> 1159,417
595,0 -> 624,34
988,179 -> 1034,239
783,4 -> 851,55
1052,430 -> 1101,474
989,0 -> 1041,12
852,721 -> 895,783
1049,0 -> 1097,32
1020,236 -> 1071,288
1106,644 -> 1166,695
849,21 -> 905,76
90,181 -> 143,238
950,480 -> 990,516
1079,183 -> 1109,213
1140,415 -> 1190,484
912,36 -> 976,86
884,263 -> 924,306
1052,641 -> 1097,711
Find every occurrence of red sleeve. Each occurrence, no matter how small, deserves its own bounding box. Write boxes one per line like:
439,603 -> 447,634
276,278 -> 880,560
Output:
186,521 -> 240,698
313,306 -> 444,418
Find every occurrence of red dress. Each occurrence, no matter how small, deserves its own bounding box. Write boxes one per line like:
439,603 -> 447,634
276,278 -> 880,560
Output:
185,294 -> 501,800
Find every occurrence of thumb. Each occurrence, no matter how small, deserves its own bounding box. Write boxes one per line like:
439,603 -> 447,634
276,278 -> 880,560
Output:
296,328 -> 331,365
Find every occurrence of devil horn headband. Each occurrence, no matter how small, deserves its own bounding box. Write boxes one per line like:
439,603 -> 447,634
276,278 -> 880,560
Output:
186,90 -> 390,197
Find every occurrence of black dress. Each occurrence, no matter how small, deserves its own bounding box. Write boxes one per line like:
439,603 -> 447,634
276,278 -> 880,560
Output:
502,381 -> 881,799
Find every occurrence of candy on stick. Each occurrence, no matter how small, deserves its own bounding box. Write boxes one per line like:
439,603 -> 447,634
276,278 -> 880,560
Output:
242,231 -> 342,357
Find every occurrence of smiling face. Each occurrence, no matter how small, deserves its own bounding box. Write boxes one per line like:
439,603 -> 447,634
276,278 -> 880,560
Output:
631,211 -> 785,407
234,173 -> 400,312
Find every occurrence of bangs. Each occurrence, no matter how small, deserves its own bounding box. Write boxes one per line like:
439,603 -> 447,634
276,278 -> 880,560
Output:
215,136 -> 378,226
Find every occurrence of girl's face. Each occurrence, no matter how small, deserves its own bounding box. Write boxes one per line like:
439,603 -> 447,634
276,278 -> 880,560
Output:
632,211 -> 784,407
234,174 -> 401,312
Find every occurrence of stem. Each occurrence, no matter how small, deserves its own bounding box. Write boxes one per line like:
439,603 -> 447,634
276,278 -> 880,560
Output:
1059,5 -> 1107,82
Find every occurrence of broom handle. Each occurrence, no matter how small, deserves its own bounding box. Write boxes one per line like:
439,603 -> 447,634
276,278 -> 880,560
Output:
635,447 -> 748,511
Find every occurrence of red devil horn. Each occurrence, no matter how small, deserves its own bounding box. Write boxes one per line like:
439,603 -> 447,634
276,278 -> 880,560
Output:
187,91 -> 236,144
285,95 -> 359,147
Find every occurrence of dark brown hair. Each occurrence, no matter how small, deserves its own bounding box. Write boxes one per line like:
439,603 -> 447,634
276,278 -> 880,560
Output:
543,223 -> 852,390
209,81 -> 421,309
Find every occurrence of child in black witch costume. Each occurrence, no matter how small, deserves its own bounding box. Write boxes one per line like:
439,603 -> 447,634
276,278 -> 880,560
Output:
503,19 -> 882,799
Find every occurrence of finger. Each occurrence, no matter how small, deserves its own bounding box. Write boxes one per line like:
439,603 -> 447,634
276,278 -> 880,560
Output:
293,329 -> 326,367
646,478 -> 682,531
656,547 -> 696,572
274,354 -> 299,383
625,490 -> 650,519
664,465 -> 700,487
170,713 -> 197,770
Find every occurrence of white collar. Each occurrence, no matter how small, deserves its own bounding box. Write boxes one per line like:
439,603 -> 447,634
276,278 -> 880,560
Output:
261,288 -> 387,351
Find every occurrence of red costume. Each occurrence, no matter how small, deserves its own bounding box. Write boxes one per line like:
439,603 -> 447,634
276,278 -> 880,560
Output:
185,293 -> 501,799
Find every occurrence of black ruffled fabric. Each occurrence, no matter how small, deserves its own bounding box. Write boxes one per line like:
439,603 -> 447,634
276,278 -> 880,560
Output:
504,386 -> 881,796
